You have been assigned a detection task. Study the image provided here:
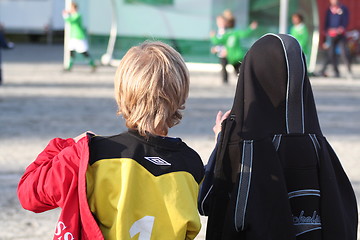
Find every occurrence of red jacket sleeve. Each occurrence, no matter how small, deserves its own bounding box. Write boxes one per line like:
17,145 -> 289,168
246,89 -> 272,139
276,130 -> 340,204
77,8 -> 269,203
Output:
17,137 -> 83,213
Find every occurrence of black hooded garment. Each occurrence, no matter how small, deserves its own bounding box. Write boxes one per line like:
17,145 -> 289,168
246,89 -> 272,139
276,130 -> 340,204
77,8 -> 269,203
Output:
198,34 -> 358,240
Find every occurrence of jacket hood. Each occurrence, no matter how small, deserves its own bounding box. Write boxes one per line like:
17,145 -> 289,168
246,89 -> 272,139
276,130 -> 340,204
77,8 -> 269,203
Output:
229,33 -> 322,140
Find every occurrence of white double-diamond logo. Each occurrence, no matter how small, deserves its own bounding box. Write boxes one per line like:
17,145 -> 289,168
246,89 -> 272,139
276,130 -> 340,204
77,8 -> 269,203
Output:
144,157 -> 171,166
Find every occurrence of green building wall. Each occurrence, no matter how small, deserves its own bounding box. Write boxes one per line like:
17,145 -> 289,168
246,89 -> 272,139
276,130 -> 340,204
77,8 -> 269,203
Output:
87,0 -> 314,63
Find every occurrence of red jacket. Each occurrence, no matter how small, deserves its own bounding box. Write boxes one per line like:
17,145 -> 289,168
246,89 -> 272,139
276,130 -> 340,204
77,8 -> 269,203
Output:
17,136 -> 104,240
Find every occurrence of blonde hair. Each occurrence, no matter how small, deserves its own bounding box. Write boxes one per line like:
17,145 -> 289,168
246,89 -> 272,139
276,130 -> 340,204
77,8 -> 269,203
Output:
114,41 -> 190,137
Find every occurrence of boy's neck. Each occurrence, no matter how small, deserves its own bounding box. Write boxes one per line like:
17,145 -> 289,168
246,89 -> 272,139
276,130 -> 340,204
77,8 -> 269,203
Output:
154,131 -> 167,137
153,127 -> 168,137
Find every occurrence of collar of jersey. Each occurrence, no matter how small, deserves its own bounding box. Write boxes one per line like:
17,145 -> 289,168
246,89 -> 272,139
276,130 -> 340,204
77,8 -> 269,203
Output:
127,129 -> 184,150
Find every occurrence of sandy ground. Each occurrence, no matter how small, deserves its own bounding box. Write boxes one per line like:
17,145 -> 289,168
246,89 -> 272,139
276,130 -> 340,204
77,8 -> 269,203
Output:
0,44 -> 359,239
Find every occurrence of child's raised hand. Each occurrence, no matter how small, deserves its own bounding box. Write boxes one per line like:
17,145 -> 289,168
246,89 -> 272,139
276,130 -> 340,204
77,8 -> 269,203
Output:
213,110 -> 231,141
250,21 -> 258,30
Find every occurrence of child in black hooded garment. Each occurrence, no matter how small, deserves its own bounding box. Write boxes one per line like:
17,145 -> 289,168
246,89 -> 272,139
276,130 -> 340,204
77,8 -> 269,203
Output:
199,33 -> 358,240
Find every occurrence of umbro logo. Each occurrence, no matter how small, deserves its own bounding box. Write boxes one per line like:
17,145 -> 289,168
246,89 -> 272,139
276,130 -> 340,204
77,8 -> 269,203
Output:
144,157 -> 171,166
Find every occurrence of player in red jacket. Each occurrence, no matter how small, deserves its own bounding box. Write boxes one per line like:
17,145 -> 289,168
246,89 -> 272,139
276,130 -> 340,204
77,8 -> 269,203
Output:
18,41 -> 204,240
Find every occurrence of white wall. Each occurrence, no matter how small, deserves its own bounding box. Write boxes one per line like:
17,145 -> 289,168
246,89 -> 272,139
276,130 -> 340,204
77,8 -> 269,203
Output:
0,0 -> 70,32
51,0 -> 65,30
88,0 -> 212,40
0,0 -> 52,32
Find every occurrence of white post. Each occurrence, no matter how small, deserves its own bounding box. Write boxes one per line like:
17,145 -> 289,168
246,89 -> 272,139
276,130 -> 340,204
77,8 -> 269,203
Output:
101,0 -> 118,66
63,0 -> 72,69
279,0 -> 289,34
308,0 -> 320,73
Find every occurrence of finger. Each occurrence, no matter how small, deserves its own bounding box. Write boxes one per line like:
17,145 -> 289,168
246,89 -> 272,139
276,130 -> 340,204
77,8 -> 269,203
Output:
221,110 -> 231,121
216,111 -> 223,124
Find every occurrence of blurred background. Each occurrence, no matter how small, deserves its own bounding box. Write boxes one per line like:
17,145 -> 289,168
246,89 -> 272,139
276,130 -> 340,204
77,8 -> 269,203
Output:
1,0 -> 360,68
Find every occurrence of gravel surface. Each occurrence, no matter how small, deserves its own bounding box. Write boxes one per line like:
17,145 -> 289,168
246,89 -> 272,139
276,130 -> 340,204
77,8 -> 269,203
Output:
1,44 -> 359,239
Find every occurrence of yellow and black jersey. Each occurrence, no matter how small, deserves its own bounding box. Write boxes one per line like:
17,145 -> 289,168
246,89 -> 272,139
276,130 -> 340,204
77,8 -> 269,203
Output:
86,130 -> 204,240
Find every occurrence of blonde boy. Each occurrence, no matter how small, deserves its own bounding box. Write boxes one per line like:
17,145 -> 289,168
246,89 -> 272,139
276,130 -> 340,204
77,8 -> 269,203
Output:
18,41 -> 204,240
115,41 -> 189,137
